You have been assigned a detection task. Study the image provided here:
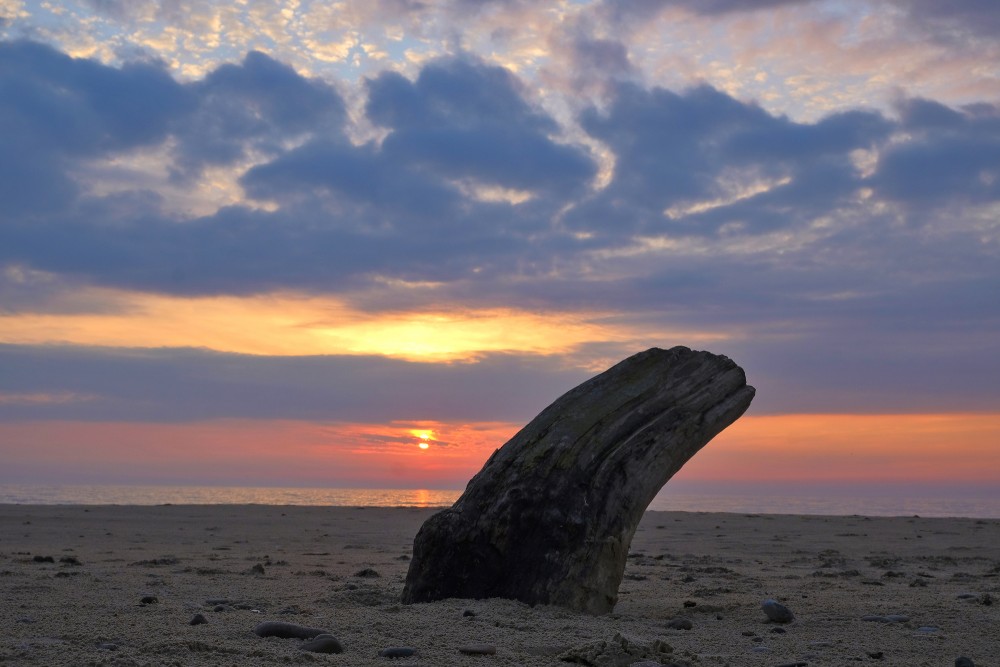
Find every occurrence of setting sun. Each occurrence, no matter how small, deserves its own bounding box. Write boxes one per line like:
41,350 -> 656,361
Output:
411,429 -> 434,450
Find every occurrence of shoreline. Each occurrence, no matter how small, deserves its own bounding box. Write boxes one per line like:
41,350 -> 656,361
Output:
2,505 -> 997,665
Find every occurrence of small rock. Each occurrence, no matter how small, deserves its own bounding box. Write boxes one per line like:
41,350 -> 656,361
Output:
140,595 -> 158,605
980,593 -> 993,606
955,658 -> 975,667
868,651 -> 884,660
463,609 -> 477,617
32,555 -> 54,563
59,556 -> 81,565
458,643 -> 497,655
354,567 -> 380,578
213,605 -> 226,612
189,614 -> 208,625
302,634 -> 344,654
862,614 -> 908,623
250,563 -> 265,575
682,600 -> 696,608
379,646 -> 416,658
665,617 -> 692,630
253,621 -> 328,639
761,599 -> 794,623
769,626 -> 786,634
96,642 -> 118,651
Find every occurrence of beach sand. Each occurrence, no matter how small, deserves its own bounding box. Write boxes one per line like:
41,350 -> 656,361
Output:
1,505 -> 997,666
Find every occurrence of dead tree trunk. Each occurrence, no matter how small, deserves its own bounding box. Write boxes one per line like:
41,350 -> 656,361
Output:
400,346 -> 755,614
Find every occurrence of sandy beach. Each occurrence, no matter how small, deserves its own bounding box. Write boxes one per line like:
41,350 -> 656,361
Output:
1,505 -> 996,666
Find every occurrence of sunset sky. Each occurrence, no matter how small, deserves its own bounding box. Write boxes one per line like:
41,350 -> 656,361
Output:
1,0 -> 998,494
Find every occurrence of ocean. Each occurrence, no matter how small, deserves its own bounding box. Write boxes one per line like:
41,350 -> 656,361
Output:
1,483 -> 998,518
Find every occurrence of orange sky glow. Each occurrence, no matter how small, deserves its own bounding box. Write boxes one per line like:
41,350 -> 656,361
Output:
3,413 -> 998,488
0,286 -> 729,362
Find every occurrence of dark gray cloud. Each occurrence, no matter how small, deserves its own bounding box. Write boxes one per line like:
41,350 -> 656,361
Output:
894,0 -> 1000,39
0,344 -> 593,424
598,0 -> 816,25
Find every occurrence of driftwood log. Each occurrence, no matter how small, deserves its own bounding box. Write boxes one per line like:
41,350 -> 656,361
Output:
401,346 -> 755,614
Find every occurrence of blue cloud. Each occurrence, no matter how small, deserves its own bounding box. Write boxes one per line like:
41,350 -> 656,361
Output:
366,58 -> 596,195
872,98 -> 1000,206
0,40 -> 188,214
571,83 -> 891,237
172,50 -> 346,177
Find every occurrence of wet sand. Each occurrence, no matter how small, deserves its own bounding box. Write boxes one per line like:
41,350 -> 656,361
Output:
1,505 -> 997,666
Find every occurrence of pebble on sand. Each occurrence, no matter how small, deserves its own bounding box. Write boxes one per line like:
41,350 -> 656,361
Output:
140,595 -> 158,604
301,634 -> 344,654
955,658 -> 975,667
459,643 -> 497,655
665,617 -> 693,630
379,646 -> 417,658
189,613 -> 208,625
253,620 -> 328,639
761,599 -> 794,623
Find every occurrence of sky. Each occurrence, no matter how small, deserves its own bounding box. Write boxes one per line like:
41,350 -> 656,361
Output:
1,0 -> 998,493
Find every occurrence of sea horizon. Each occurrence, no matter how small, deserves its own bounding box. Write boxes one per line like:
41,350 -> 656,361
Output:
1,481 -> 998,518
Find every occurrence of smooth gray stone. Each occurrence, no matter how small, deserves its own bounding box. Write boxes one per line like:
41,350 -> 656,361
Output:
379,647 -> 416,658
301,634 -> 343,654
761,599 -> 794,623
458,643 -> 497,655
401,347 -> 754,614
253,621 -> 328,639
955,658 -> 975,667
665,617 -> 693,630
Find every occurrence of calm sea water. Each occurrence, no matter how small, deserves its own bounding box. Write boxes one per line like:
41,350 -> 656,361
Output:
1,483 -> 998,517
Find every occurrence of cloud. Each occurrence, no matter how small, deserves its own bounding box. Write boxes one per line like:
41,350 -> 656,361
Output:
894,0 -> 1000,40
871,97 -> 1000,206
172,50 -> 346,177
366,57 -> 597,196
571,82 -> 892,237
0,39 -> 188,213
0,344 -> 594,423
1,40 -> 999,424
